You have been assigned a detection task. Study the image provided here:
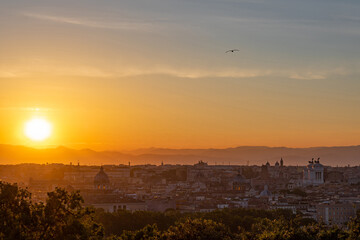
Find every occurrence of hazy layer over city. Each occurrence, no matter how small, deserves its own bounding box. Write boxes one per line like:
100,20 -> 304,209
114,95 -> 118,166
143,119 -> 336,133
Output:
0,144 -> 359,166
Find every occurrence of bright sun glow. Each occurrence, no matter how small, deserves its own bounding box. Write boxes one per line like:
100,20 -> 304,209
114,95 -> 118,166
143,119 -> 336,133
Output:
24,118 -> 52,141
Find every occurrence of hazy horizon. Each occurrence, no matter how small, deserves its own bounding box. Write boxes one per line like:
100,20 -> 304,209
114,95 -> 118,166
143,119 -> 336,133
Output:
1,143 -> 360,166
3,142 -> 360,151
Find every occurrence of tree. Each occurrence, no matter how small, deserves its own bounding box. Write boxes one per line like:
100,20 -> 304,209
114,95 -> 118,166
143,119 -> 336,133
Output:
241,218 -> 349,240
249,218 -> 296,240
0,181 -> 104,240
348,211 -> 360,240
38,187 -> 104,240
118,224 -> 162,240
164,218 -> 232,240
0,181 -> 35,239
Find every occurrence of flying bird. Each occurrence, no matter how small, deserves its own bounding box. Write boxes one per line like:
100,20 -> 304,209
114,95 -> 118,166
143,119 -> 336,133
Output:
225,49 -> 239,53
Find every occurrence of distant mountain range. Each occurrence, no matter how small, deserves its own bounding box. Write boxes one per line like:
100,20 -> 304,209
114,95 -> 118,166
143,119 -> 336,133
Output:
0,144 -> 359,166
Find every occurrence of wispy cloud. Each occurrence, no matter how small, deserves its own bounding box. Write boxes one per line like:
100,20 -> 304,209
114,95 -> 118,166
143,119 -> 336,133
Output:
0,107 -> 54,112
0,65 -> 330,80
22,12 -> 155,31
1,57 -> 355,80
218,16 -> 316,25
0,66 -> 265,79
0,64 -> 113,79
289,73 -> 326,80
114,67 -> 270,79
0,71 -> 18,78
217,15 -> 360,36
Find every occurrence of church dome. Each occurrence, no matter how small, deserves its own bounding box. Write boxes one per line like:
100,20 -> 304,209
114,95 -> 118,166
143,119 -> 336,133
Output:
94,166 -> 110,185
260,185 -> 272,197
233,173 -> 246,183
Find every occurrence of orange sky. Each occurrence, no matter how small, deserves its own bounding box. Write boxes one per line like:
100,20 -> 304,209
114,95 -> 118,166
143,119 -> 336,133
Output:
1,0 -> 360,150
1,75 -> 359,150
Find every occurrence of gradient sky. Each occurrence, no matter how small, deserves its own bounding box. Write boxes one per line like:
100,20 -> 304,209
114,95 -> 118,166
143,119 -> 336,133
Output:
1,0 -> 360,150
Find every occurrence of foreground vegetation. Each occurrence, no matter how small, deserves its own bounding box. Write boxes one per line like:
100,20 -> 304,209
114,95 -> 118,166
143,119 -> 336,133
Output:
0,181 -> 359,240
98,209 -> 360,240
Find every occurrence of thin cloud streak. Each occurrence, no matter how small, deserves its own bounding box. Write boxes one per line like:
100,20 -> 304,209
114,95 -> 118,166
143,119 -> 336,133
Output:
0,67 -> 263,79
217,16 -> 360,36
0,65 -> 331,80
22,12 -> 156,31
0,107 -> 54,112
289,74 -> 326,80
1,56 -> 355,80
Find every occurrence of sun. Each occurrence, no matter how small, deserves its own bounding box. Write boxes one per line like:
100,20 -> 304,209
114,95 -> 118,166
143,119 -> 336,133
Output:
24,118 -> 52,141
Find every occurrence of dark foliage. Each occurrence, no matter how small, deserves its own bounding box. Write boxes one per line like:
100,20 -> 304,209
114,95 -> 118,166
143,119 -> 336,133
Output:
95,207 -> 294,235
0,181 -> 104,240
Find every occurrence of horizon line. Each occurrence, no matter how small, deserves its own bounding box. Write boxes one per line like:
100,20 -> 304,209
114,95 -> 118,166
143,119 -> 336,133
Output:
1,143 -> 360,152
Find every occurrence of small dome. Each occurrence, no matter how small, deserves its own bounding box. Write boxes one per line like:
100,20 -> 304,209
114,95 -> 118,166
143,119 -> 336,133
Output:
275,161 -> 279,166
94,166 -> 110,185
260,185 -> 272,197
233,173 -> 246,183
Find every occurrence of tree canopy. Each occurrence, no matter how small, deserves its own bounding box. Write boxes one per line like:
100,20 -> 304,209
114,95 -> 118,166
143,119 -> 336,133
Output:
0,181 -> 104,240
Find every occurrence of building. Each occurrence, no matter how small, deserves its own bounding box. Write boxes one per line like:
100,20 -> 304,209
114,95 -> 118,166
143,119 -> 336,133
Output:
94,166 -> 110,190
146,199 -> 176,212
303,158 -> 324,186
187,161 -> 212,182
232,170 -> 251,193
64,165 -> 130,190
259,185 -> 272,199
316,202 -> 360,225
326,171 -> 345,183
91,199 -> 146,213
